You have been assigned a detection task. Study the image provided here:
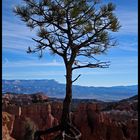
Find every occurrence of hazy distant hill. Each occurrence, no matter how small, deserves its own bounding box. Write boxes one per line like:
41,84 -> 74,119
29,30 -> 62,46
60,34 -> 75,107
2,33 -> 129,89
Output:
2,79 -> 138,101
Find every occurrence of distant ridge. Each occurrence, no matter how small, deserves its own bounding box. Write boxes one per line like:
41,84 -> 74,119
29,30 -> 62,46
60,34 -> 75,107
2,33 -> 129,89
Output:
2,79 -> 138,101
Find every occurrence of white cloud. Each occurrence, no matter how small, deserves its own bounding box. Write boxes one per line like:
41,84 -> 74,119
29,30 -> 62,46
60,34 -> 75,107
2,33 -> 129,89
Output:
2,60 -> 64,68
118,42 -> 138,52
116,10 -> 138,35
2,20 -> 35,40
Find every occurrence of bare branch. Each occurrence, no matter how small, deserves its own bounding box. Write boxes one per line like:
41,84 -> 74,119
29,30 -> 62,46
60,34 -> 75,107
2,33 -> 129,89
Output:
32,38 -> 64,57
72,61 -> 110,70
72,74 -> 81,83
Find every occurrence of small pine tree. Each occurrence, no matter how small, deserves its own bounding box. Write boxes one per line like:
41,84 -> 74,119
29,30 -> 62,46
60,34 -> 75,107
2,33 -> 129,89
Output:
13,0 -> 121,139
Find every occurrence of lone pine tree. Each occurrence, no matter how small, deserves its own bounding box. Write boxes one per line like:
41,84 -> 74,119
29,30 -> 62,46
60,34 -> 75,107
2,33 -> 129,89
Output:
13,0 -> 120,139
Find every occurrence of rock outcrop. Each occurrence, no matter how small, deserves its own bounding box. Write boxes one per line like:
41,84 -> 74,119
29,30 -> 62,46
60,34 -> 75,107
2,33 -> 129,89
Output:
73,101 -> 138,140
2,94 -> 138,140
4,103 -> 59,140
2,112 -> 15,140
2,92 -> 49,106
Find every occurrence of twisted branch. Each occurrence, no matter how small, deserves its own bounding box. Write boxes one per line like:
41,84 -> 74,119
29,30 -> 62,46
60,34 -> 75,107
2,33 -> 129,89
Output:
72,61 -> 110,70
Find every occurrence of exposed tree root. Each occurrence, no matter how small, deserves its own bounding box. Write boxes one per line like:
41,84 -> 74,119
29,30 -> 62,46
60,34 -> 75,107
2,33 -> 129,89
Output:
34,125 -> 61,140
63,123 -> 81,140
34,123 -> 81,140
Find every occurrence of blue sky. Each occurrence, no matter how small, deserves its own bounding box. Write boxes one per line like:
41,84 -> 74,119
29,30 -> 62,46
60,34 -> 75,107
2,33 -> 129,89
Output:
2,0 -> 138,87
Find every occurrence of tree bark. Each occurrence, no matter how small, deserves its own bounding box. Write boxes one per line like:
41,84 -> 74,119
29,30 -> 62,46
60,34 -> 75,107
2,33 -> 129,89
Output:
61,64 -> 72,131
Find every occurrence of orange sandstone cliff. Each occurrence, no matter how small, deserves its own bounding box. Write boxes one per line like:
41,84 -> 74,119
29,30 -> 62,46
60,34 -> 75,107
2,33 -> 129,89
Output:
2,94 -> 138,140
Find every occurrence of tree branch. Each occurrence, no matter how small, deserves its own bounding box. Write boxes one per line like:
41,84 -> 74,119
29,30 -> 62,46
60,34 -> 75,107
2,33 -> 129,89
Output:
78,21 -> 113,49
72,74 -> 81,83
72,61 -> 110,70
32,38 -> 64,57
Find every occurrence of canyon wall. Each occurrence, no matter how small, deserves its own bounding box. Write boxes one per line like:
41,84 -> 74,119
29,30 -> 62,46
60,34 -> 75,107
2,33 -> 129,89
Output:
2,95 -> 138,140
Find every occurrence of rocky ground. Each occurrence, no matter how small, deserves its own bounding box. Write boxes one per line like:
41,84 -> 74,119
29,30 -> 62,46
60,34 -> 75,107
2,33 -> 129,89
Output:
2,93 -> 138,140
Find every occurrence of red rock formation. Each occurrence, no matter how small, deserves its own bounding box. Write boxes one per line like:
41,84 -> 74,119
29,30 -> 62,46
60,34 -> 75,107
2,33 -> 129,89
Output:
5,103 -> 59,140
11,116 -> 37,140
2,94 -> 138,140
2,112 -> 15,140
73,102 -> 138,140
2,92 -> 49,106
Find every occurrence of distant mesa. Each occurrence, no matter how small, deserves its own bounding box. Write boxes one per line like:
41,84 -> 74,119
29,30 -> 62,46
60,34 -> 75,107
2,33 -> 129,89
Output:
2,79 -> 138,101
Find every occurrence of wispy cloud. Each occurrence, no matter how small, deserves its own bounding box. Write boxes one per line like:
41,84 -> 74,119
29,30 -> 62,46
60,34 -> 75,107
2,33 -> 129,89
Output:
108,56 -> 138,65
3,71 -> 65,77
2,67 -> 137,80
2,20 -> 35,41
116,10 -> 138,35
118,42 -> 138,52
2,59 -> 64,68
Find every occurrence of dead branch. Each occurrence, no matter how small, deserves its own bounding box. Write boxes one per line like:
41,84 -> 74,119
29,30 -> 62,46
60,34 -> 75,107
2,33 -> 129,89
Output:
72,74 -> 81,83
72,61 -> 110,70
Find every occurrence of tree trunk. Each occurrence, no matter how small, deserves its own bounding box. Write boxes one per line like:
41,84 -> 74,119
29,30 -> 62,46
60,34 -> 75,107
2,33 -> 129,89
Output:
61,64 -> 72,130
34,64 -> 82,140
